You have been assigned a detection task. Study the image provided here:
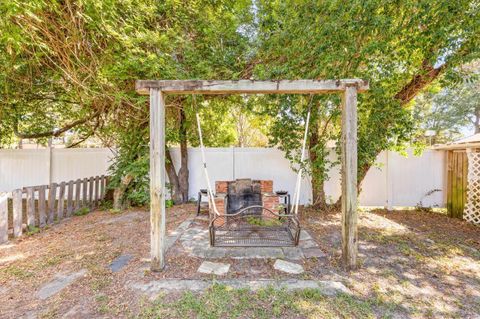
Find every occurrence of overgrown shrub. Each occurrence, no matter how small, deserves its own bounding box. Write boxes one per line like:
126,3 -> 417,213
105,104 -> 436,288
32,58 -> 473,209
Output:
108,127 -> 150,207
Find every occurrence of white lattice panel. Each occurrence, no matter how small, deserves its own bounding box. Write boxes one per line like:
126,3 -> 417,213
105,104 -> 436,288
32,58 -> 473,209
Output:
465,152 -> 480,225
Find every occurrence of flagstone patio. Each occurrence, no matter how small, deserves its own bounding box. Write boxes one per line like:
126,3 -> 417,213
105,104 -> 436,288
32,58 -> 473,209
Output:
173,218 -> 326,261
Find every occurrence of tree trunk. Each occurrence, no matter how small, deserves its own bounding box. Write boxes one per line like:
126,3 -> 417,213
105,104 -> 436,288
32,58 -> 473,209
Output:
164,106 -> 189,205
177,107 -> 189,202
308,119 -> 327,208
113,173 -> 134,210
165,148 -> 183,204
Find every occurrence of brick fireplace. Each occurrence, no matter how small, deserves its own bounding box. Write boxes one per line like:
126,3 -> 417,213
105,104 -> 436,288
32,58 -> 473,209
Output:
211,179 -> 281,222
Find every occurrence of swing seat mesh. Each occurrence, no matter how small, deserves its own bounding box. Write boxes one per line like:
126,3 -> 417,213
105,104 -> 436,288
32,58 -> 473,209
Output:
209,206 -> 300,247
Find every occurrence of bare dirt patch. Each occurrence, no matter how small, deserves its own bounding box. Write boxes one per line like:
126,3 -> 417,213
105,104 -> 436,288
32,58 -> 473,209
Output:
0,204 -> 478,318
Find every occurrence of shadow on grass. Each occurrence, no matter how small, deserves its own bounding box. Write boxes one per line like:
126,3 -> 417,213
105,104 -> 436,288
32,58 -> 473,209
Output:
137,283 -> 407,319
354,210 -> 480,318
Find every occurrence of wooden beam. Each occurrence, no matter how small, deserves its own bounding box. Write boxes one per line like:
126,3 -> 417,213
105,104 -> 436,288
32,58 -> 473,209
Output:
341,84 -> 358,271
136,79 -> 369,95
150,88 -> 166,271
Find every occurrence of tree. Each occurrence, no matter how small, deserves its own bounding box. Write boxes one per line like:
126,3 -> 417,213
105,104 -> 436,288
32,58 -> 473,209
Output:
253,0 -> 479,205
412,65 -> 480,144
0,0 -> 253,205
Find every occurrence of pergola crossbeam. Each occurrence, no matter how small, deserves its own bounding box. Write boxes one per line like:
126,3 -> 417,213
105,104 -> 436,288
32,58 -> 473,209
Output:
136,79 -> 369,95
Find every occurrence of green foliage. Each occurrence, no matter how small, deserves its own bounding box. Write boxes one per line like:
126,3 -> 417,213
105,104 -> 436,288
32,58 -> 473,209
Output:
246,216 -> 282,227
165,199 -> 174,208
99,200 -> 113,211
412,64 -> 480,143
255,0 -> 480,183
26,225 -> 40,236
1,0 -> 478,208
74,207 -> 90,216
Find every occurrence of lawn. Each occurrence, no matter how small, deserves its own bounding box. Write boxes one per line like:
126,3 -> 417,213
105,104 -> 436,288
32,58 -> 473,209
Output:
0,203 -> 479,318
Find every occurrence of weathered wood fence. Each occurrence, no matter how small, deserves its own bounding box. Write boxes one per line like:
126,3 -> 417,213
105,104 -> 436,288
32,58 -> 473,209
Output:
0,175 -> 108,244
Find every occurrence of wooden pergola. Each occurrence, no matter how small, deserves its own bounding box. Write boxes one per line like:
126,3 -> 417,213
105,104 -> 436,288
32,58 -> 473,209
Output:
135,79 -> 369,271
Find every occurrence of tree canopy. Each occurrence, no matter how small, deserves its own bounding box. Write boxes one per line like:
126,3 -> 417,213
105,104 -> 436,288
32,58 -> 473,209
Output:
1,0 -> 479,206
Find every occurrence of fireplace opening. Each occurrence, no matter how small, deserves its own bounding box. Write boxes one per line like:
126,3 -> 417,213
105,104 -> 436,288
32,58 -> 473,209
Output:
226,179 -> 262,214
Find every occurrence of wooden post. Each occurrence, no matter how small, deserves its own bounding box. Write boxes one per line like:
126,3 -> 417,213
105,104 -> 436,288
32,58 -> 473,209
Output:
26,187 -> 35,229
150,88 -> 166,271
66,180 -> 74,217
94,176 -> 100,208
48,183 -> 57,224
57,182 -> 66,220
0,194 -> 8,243
100,175 -> 105,200
12,189 -> 23,237
88,177 -> 94,209
82,178 -> 88,208
341,84 -> 358,271
38,185 -> 47,227
75,179 -> 81,211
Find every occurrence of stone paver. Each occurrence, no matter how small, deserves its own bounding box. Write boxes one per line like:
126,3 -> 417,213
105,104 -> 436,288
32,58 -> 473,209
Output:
299,230 -> 313,241
180,225 -> 322,261
197,261 -> 230,275
282,247 -> 304,260
302,248 -> 326,259
130,279 -> 350,297
37,269 -> 87,300
299,240 -> 318,249
242,247 -> 284,259
109,254 -> 133,272
273,259 -> 304,274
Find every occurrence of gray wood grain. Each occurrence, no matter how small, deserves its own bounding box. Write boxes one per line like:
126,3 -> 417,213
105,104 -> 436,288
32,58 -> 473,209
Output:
12,189 -> 23,237
341,85 -> 358,271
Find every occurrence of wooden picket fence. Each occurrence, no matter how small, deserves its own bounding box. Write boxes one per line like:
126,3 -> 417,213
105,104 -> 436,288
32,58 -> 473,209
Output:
0,175 -> 108,244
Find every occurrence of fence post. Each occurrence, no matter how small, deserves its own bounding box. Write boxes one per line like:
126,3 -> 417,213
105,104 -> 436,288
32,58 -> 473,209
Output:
12,189 -> 23,237
26,187 -> 35,229
47,146 -> 53,185
94,176 -> 100,208
82,178 -> 88,208
0,194 -> 8,243
100,175 -> 105,200
48,183 -> 57,224
57,182 -> 66,220
67,180 -> 74,217
38,185 -> 47,227
385,151 -> 393,211
88,177 -> 94,209
75,179 -> 81,211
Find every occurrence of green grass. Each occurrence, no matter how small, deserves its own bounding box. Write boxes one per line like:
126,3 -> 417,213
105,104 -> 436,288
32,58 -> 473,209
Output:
137,284 -> 379,319
246,216 -> 282,227
26,225 -> 41,236
74,207 -> 90,216
0,265 -> 34,280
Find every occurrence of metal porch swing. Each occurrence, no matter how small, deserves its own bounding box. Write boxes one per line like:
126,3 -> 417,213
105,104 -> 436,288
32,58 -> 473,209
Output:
194,97 -> 312,247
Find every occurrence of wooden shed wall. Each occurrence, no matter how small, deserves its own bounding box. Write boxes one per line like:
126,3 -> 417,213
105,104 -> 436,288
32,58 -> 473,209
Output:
447,150 -> 468,219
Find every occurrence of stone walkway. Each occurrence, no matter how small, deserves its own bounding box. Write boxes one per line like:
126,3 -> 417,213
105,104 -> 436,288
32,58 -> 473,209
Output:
178,221 -> 325,260
130,279 -> 350,298
36,269 -> 87,300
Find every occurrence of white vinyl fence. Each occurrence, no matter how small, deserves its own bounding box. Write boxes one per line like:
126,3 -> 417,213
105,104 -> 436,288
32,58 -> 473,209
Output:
0,147 -> 447,207
0,148 -> 114,192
